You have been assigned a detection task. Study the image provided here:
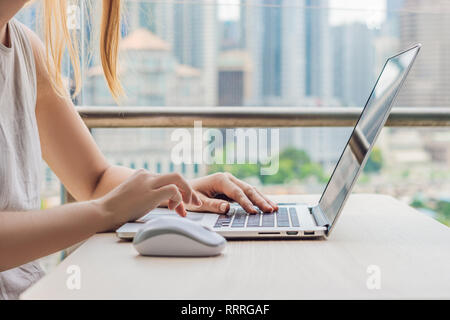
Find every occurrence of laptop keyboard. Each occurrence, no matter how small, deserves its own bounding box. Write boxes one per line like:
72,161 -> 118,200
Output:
214,206 -> 301,229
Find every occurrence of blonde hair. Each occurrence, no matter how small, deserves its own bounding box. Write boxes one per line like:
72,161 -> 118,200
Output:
43,0 -> 123,101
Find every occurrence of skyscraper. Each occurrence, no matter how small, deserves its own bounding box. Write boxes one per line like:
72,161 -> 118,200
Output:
304,0 -> 332,102
242,0 -> 306,106
302,0 -> 347,169
385,0 -> 404,37
398,0 -> 450,107
217,50 -> 252,106
84,28 -> 204,178
332,22 -> 376,107
126,1 -> 157,32
124,1 -> 218,106
239,0 -> 347,167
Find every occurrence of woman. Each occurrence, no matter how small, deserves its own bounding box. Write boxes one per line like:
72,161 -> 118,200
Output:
0,1 -> 277,300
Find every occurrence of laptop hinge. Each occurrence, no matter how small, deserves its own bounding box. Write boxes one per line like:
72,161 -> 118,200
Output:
310,206 -> 330,228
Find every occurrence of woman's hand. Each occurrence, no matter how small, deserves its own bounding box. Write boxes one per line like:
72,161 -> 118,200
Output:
186,172 -> 278,214
93,170 -> 202,231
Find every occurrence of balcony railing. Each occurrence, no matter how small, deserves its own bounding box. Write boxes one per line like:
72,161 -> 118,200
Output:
61,106 -> 449,203
77,106 -> 450,128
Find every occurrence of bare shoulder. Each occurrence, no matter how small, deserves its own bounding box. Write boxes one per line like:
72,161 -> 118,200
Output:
18,22 -> 44,54
19,22 -> 55,101
20,23 -> 47,71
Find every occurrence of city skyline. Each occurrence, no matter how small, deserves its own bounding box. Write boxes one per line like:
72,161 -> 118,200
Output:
217,0 -> 387,26
13,1 -> 450,221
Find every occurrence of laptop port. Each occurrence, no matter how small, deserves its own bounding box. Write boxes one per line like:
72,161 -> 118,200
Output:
304,231 -> 315,236
258,232 -> 280,235
286,231 -> 298,235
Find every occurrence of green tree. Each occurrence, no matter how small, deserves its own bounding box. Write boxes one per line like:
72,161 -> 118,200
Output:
208,147 -> 327,185
364,147 -> 383,174
436,199 -> 450,226
410,198 -> 426,209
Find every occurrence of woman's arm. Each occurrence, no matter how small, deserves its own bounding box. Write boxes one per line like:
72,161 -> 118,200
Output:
0,26 -> 278,272
0,27 -> 200,271
25,26 -> 275,212
0,169 -> 197,271
25,26 -> 133,201
0,202 -> 104,271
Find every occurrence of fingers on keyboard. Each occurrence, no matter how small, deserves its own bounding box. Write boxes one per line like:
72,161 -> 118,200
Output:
215,207 -> 300,228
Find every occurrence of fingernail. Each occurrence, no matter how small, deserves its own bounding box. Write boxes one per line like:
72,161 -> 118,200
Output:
220,203 -> 228,213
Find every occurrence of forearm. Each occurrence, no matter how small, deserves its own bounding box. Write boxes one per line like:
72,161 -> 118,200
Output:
90,165 -> 135,200
0,201 -> 106,271
90,165 -> 171,207
90,165 -> 181,210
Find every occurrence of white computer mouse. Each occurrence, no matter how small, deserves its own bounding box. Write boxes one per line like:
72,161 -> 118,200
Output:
133,216 -> 227,257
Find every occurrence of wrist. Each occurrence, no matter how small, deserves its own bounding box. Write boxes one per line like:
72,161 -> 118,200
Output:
88,198 -> 116,232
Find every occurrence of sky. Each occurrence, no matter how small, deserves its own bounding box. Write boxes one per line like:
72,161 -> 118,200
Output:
329,0 -> 387,26
218,0 -> 387,27
218,0 -> 240,20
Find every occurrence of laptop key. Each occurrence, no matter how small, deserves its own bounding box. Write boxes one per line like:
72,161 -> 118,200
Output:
214,214 -> 232,228
289,208 -> 300,227
277,207 -> 290,227
262,212 -> 275,227
231,213 -> 246,228
247,213 -> 261,227
277,220 -> 290,227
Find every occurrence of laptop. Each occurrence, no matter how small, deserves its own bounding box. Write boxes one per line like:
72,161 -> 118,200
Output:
117,44 -> 421,240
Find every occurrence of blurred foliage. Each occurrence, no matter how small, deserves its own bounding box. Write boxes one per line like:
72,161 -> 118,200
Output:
364,147 -> 383,174
411,195 -> 450,227
436,200 -> 450,226
209,146 -> 384,184
208,144 -> 449,227
208,147 -> 328,185
410,198 -> 425,209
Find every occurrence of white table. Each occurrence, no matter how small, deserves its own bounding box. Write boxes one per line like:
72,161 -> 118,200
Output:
21,194 -> 450,299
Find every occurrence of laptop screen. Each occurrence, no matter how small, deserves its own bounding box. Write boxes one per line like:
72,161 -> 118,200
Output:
318,45 -> 420,228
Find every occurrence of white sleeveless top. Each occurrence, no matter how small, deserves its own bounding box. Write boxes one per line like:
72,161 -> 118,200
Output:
0,19 -> 45,300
